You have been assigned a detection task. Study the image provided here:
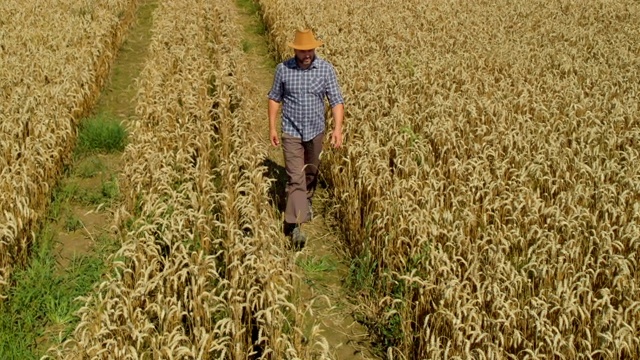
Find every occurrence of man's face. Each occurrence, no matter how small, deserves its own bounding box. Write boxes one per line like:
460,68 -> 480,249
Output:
294,49 -> 316,67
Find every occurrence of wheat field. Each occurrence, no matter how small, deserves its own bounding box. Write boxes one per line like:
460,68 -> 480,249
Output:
0,0 -> 139,298
2,0 -> 639,358
258,0 -> 640,358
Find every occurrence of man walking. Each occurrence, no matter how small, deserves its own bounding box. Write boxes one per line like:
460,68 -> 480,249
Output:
267,28 -> 345,249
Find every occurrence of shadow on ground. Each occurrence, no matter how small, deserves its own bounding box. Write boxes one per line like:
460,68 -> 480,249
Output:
262,158 -> 287,213
262,157 -> 333,213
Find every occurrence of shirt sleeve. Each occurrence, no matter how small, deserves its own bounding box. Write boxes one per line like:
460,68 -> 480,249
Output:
267,63 -> 284,102
325,64 -> 344,108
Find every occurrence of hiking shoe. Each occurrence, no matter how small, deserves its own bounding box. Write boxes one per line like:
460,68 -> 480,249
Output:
291,227 -> 307,251
283,222 -> 296,237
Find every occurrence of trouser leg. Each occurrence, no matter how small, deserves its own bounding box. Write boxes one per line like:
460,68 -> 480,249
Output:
304,132 -> 324,200
282,134 -> 309,224
282,132 -> 324,225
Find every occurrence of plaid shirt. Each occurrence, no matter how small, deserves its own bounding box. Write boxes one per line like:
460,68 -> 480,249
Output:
268,56 -> 344,141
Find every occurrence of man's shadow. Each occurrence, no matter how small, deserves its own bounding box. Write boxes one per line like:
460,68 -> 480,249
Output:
262,158 -> 287,213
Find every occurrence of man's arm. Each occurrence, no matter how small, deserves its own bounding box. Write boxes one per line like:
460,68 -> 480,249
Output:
268,99 -> 281,146
325,64 -> 345,148
267,64 -> 283,147
331,103 -> 344,148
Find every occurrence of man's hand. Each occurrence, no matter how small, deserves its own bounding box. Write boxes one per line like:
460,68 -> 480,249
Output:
270,129 -> 280,147
331,128 -> 343,148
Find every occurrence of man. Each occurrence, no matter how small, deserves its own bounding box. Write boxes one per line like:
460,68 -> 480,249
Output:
267,28 -> 345,249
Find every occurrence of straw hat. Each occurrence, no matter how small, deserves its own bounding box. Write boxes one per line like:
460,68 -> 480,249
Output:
288,29 -> 324,50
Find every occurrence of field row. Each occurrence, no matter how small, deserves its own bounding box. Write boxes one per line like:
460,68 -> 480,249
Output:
0,0 -> 140,297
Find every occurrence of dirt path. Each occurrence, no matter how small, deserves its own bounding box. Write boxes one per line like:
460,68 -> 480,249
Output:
233,2 -> 378,359
53,0 -> 156,268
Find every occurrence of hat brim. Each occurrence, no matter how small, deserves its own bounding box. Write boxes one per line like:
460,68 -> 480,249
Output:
288,40 -> 323,50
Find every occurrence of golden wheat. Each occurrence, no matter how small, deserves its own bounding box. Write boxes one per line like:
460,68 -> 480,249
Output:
0,0 -> 139,298
258,0 -> 640,358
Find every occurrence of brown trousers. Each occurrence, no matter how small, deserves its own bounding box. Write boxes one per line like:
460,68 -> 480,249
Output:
282,132 -> 324,224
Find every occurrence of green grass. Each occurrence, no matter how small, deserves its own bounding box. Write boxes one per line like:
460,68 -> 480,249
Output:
296,255 -> 337,275
0,227 -> 113,359
76,113 -> 127,155
49,177 -> 120,212
5,181 -> 119,356
236,0 -> 267,35
63,214 -> 83,232
346,251 -> 377,293
241,38 -> 252,53
234,0 -> 277,73
75,156 -> 106,178
46,185 -> 72,223
296,255 -> 340,292
100,176 -> 119,201
236,0 -> 260,16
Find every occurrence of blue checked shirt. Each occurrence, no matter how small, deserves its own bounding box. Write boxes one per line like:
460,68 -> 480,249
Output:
268,56 -> 344,141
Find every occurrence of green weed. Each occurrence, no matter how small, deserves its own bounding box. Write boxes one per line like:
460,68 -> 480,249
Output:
60,176 -> 119,206
235,0 -> 266,35
46,183 -> 78,223
379,311 -> 403,349
296,255 -> 337,274
63,214 -> 83,232
75,156 -> 106,178
0,226 -> 110,359
76,113 -> 127,155
236,0 -> 261,16
241,38 -> 252,53
346,251 -> 377,293
100,176 -> 119,201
